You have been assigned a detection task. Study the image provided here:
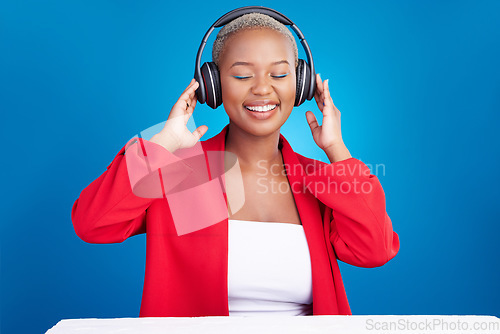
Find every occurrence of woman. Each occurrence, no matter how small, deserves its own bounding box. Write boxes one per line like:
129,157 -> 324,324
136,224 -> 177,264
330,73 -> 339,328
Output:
72,11 -> 399,317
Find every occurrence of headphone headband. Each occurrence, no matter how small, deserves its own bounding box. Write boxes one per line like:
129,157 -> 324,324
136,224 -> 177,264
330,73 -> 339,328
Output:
194,6 -> 316,106
213,7 -> 293,27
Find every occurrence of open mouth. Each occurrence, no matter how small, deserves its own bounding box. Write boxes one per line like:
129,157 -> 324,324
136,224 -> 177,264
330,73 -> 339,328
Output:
244,104 -> 278,113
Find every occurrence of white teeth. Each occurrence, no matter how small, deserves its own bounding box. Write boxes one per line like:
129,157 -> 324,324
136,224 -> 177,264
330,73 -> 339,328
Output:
245,104 -> 277,112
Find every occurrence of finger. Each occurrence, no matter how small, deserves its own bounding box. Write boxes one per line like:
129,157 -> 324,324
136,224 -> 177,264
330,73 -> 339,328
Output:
184,97 -> 199,125
187,87 -> 198,106
180,81 -> 199,102
305,111 -> 319,132
186,80 -> 199,94
314,93 -> 324,112
314,79 -> 327,111
323,79 -> 334,107
320,79 -> 338,119
189,95 -> 198,108
317,73 -> 323,87
192,125 -> 208,141
187,85 -> 198,101
324,80 -> 340,115
180,79 -> 198,96
171,85 -> 197,117
314,83 -> 323,101
317,78 -> 327,105
314,76 -> 324,99
316,73 -> 324,95
186,95 -> 198,114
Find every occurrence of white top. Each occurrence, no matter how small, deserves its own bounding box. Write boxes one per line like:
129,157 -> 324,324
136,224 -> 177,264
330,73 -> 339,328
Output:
227,219 -> 313,316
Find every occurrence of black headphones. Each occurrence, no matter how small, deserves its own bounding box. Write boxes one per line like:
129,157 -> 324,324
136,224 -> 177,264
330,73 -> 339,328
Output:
194,6 -> 316,109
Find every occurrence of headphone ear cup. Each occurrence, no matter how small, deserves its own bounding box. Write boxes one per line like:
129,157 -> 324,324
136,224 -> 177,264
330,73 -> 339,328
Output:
295,59 -> 311,106
194,70 -> 206,104
201,62 -> 222,109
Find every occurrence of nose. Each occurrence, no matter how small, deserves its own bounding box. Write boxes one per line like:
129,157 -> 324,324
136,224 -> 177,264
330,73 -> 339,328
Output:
251,74 -> 273,95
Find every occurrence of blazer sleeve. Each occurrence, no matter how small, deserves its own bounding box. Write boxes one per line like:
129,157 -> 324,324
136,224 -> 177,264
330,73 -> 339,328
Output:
71,137 -> 194,244
303,157 -> 400,268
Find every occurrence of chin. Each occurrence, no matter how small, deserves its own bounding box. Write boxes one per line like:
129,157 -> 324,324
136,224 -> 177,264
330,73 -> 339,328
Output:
225,104 -> 293,137
229,120 -> 286,138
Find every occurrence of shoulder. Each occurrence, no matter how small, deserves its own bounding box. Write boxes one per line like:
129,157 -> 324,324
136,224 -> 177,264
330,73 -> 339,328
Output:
279,132 -> 328,175
294,152 -> 328,175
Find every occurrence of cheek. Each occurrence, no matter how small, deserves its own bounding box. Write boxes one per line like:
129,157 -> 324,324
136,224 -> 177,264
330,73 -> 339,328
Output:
279,77 -> 297,104
220,77 -> 237,102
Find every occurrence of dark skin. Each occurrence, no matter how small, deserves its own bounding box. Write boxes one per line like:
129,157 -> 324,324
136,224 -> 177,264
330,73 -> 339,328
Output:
219,28 -> 302,224
224,155 -> 302,224
151,28 -> 351,225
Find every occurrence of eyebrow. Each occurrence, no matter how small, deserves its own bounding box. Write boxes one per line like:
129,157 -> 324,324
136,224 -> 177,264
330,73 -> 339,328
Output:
230,60 -> 290,68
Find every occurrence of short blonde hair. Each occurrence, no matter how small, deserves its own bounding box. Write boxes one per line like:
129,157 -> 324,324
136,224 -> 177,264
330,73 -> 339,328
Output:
212,13 -> 299,68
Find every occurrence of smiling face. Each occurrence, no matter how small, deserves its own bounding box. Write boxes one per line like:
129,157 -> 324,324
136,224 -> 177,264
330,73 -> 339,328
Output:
218,28 -> 297,138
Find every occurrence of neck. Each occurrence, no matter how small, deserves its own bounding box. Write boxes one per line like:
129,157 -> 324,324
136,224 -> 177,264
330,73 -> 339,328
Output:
224,123 -> 282,170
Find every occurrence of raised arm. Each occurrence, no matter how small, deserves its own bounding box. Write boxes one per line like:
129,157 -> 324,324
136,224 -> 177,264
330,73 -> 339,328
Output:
72,79 -> 207,243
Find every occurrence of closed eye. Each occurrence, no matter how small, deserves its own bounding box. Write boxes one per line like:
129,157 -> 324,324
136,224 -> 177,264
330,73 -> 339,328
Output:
272,73 -> 289,78
232,75 -> 252,80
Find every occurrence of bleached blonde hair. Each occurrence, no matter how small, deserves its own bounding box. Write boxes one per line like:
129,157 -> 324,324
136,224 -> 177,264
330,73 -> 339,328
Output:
212,13 -> 299,68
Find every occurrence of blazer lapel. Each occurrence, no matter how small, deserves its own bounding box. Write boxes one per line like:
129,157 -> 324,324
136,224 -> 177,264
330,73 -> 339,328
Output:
279,134 -> 339,315
199,125 -> 339,315
198,125 -> 230,315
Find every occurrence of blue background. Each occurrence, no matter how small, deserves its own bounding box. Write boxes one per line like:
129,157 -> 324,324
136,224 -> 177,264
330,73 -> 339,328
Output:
2,0 -> 499,333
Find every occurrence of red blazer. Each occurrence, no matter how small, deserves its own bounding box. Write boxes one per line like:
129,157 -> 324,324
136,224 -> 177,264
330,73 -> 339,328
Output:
71,124 -> 400,317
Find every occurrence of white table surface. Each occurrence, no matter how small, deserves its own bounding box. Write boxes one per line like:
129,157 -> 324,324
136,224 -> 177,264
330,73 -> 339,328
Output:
46,315 -> 499,334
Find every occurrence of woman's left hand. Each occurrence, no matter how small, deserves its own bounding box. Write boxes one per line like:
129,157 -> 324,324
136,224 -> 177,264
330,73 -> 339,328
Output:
306,73 -> 344,150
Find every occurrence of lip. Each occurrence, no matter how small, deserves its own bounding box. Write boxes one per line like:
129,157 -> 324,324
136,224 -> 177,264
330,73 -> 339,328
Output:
244,99 -> 280,107
243,104 -> 279,120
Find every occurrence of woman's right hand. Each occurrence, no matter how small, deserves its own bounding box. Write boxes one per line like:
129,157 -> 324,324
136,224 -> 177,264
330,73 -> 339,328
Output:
150,79 -> 208,153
